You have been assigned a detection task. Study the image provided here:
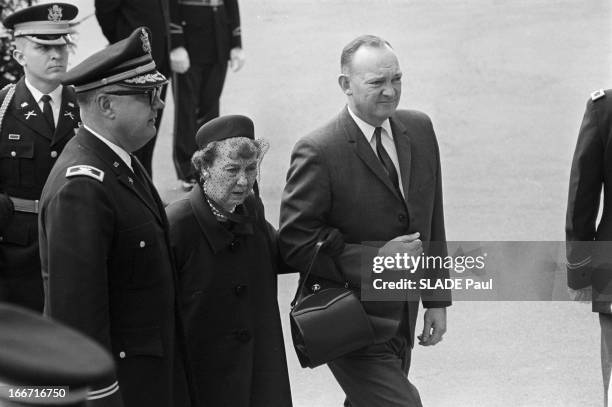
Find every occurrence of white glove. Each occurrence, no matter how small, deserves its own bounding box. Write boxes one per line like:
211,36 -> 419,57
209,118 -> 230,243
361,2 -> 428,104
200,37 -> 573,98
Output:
170,47 -> 190,74
229,47 -> 245,72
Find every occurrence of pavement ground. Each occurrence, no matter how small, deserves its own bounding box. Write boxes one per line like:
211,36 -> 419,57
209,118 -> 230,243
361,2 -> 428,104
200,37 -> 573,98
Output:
46,0 -> 611,405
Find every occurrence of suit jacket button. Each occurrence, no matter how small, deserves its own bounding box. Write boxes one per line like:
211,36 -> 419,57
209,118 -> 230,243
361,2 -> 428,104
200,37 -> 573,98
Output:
50,151 -> 58,158
119,351 -> 126,359
0,236 -> 3,242
398,213 -> 407,222
229,240 -> 239,251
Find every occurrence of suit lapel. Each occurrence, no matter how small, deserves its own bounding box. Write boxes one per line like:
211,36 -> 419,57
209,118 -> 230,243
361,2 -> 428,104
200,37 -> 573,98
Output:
78,129 -> 163,224
390,115 -> 412,200
340,107 -> 403,201
11,79 -> 52,140
116,162 -> 163,224
131,155 -> 166,223
51,87 -> 80,146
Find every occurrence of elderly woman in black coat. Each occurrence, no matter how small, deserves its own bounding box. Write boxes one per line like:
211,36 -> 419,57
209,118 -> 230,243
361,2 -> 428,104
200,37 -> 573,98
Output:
166,115 -> 293,407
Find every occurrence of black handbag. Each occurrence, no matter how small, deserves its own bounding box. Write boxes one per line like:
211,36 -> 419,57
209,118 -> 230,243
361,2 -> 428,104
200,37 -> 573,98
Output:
290,241 -> 375,368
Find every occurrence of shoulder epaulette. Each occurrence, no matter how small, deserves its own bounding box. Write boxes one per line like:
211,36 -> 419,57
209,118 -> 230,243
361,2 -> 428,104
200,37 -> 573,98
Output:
66,165 -> 105,182
591,89 -> 605,101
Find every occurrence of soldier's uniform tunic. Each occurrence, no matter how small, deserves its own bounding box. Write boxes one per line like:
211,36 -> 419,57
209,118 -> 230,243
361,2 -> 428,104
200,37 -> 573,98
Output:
567,88 -> 612,405
0,78 -> 79,312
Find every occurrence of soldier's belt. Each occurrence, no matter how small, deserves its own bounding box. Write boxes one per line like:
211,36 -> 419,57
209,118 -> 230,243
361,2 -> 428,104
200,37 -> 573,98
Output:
178,0 -> 223,6
9,196 -> 39,214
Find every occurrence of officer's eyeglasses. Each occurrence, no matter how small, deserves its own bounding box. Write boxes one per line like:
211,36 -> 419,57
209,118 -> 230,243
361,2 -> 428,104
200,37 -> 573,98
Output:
104,85 -> 163,105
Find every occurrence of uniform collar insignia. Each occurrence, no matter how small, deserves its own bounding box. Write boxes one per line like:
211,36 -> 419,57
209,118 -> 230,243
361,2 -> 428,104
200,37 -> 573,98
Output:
25,110 -> 37,119
63,111 -> 75,120
20,102 -> 28,108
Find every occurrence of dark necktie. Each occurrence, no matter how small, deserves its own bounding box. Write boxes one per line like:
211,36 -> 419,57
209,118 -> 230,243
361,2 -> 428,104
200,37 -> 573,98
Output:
374,126 -> 400,192
41,94 -> 55,132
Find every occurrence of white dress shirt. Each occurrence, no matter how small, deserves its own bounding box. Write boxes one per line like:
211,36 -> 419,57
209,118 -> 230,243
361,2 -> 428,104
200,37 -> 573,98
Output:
25,79 -> 62,125
347,106 -> 405,197
84,124 -> 133,171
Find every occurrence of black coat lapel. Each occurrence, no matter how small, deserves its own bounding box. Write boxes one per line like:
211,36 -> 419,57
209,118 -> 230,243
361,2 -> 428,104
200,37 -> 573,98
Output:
340,107 -> 402,201
11,79 -> 53,140
51,87 -> 80,146
189,183 -> 234,253
390,115 -> 412,199
78,129 -> 163,224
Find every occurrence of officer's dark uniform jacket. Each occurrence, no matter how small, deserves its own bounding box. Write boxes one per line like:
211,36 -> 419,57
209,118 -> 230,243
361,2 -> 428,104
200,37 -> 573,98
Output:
567,89 -> 612,314
170,0 -> 241,66
39,127 -> 191,407
0,78 -> 79,312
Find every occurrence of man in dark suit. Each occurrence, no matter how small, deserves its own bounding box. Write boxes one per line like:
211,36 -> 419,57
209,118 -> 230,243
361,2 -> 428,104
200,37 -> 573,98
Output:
169,0 -> 244,190
566,88 -> 612,406
39,28 -> 191,407
95,0 -> 171,176
0,3 -> 80,312
279,35 -> 451,407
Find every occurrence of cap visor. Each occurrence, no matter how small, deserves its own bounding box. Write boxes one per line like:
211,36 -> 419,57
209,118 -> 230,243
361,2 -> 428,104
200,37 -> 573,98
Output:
24,35 -> 70,45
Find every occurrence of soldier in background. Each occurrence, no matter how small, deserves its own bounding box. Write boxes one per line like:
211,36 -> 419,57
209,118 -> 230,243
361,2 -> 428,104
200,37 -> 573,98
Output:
566,87 -> 612,406
169,0 -> 245,191
0,2 -> 80,312
95,0 -> 171,177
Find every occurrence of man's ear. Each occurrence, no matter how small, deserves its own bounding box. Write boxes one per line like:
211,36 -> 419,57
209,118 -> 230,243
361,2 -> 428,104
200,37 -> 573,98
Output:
95,93 -> 115,119
338,74 -> 352,95
12,49 -> 25,67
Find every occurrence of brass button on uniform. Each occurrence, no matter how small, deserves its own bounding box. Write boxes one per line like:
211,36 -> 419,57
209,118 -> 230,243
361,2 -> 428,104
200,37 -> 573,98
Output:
10,151 -> 16,157
139,241 -> 146,248
119,351 -> 126,359
50,150 -> 58,158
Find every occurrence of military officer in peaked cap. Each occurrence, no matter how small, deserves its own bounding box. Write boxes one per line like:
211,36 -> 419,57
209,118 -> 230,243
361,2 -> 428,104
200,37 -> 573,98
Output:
39,27 -> 193,407
0,3 -> 80,313
567,88 -> 612,406
0,303 -> 122,406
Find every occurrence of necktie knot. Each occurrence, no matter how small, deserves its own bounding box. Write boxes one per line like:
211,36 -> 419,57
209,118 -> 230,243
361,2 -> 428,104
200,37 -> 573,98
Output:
41,94 -> 51,103
374,126 -> 383,141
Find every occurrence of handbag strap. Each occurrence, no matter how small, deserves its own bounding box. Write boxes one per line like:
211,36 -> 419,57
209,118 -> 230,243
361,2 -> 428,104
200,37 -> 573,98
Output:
290,241 -> 325,308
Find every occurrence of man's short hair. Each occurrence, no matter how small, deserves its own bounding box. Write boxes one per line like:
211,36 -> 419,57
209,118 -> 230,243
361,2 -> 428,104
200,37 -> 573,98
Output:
340,35 -> 392,74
